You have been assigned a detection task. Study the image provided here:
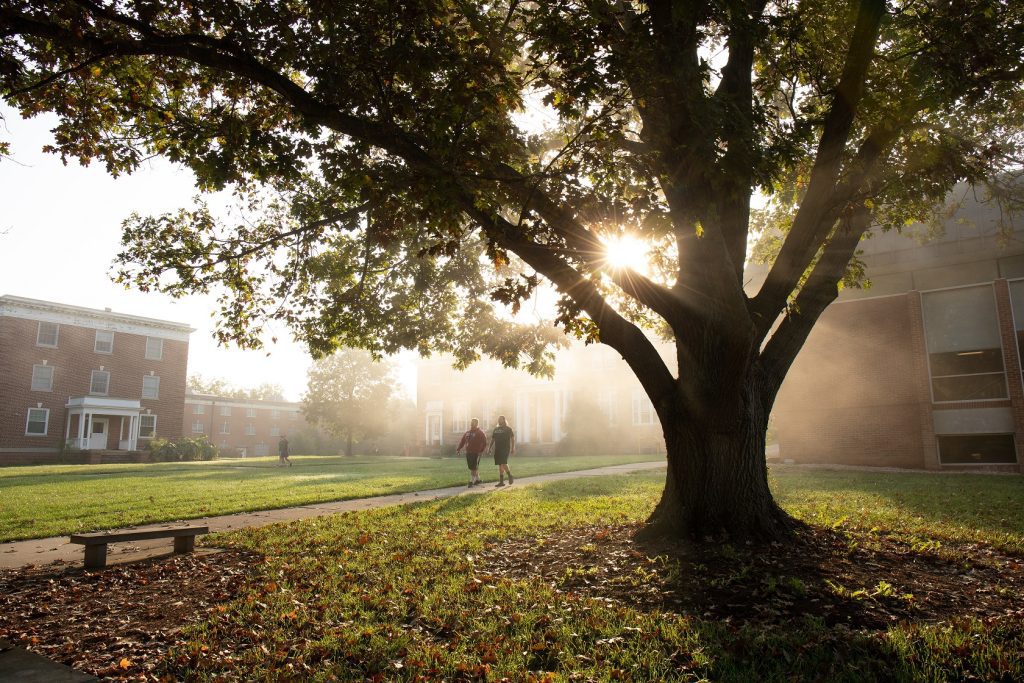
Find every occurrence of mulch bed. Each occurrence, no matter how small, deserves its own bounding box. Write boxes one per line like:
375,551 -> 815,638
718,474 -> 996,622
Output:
0,550 -> 260,681
477,523 -> 1024,630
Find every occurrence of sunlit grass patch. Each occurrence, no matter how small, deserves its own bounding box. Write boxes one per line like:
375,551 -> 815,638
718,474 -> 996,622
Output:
0,454 -> 662,541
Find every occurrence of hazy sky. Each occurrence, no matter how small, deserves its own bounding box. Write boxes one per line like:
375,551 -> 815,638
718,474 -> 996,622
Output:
0,104 -> 416,401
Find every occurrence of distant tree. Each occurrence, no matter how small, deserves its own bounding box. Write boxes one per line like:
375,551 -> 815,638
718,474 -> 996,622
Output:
302,349 -> 397,457
188,375 -> 285,401
3,0 -> 1023,540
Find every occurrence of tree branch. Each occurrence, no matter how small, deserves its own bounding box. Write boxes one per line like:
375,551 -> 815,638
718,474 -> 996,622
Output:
750,0 -> 886,329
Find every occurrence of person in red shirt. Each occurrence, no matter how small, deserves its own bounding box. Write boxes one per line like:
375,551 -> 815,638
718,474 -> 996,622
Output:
456,418 -> 488,487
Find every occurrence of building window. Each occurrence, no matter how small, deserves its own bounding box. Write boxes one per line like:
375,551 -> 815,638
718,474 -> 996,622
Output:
25,408 -> 49,436
632,391 -> 655,425
220,405 -> 232,416
246,407 -> 257,418
90,370 -> 110,396
246,423 -> 256,435
31,364 -> 54,392
94,329 -> 114,354
142,375 -> 160,399
923,285 -> 1008,401
220,421 -> 231,434
36,322 -> 59,348
426,413 -> 442,445
219,440 -> 229,449
139,414 -> 157,439
937,434 -> 1017,465
145,337 -> 164,360
270,426 -> 280,437
193,404 -> 205,415
452,402 -> 469,432
598,391 -> 617,425
290,411 -> 298,420
192,421 -> 205,434
271,409 -> 281,420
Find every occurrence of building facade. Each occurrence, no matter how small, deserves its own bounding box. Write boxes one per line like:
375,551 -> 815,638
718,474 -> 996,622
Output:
183,392 -> 302,457
0,296 -> 192,464
417,343 -> 669,455
775,194 -> 1024,472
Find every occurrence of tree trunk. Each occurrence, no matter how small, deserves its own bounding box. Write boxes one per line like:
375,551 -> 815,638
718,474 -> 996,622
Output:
642,375 -> 794,542
345,432 -> 353,458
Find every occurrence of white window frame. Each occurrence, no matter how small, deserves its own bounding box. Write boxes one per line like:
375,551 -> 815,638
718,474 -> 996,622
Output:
25,408 -> 49,436
271,409 -> 281,420
245,423 -> 256,436
94,329 -> 114,354
220,421 -> 231,434
632,391 -> 655,426
452,402 -> 469,433
192,421 -> 205,434
90,370 -> 111,396
145,337 -> 164,360
31,364 -> 54,392
139,414 -> 157,439
142,375 -> 160,400
220,405 -> 232,416
36,322 -> 59,348
193,403 -> 206,414
246,407 -> 257,418
270,426 -> 280,437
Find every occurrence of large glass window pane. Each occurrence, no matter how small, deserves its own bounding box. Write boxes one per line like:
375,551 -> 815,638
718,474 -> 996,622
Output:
937,434 -> 1017,464
923,285 -> 1007,401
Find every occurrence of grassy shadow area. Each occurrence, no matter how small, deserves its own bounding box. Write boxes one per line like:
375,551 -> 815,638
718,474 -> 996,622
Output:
0,453 -> 662,541
152,471 -> 1020,681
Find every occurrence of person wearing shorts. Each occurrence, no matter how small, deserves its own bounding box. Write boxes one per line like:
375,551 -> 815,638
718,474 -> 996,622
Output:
489,415 -> 515,487
456,418 -> 488,487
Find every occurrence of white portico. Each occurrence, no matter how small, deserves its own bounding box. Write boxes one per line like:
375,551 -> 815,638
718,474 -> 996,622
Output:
65,397 -> 145,451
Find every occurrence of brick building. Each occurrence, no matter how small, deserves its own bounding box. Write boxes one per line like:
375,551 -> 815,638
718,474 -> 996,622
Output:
183,392 -> 302,457
775,193 -> 1024,472
0,295 -> 192,464
417,343 -> 669,455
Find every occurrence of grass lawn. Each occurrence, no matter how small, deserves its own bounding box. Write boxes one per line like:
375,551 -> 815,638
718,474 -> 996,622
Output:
2,467 -> 1022,681
0,453 -> 661,542
148,467 -> 1020,681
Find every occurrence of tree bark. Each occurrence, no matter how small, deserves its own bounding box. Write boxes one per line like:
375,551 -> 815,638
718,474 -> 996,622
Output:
642,374 -> 794,542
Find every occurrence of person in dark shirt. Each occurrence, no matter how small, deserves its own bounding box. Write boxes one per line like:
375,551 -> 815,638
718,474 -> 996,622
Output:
489,415 -> 515,487
278,435 -> 292,467
456,418 -> 488,487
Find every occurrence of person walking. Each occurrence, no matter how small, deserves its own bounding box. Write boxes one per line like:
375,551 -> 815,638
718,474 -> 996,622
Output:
456,418 -> 488,487
278,435 -> 292,467
489,415 -> 515,487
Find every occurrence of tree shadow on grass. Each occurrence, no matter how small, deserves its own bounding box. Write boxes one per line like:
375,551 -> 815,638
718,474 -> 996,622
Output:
478,521 -> 1024,679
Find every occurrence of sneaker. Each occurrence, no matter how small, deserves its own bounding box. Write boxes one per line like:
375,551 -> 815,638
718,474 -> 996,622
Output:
508,474 -> 514,485
495,481 -> 505,487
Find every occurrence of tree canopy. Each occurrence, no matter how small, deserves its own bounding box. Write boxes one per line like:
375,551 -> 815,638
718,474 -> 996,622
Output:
302,349 -> 398,456
3,0 -> 1023,537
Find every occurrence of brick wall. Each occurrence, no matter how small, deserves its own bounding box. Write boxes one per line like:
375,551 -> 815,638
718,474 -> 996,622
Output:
0,316 -> 188,461
775,294 -> 929,468
183,397 -> 301,456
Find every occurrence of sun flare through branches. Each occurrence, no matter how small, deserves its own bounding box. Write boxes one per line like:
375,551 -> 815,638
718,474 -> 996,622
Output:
601,234 -> 651,275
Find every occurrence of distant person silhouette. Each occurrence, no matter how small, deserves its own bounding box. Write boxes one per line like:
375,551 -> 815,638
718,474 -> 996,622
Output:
456,418 -> 488,487
278,436 -> 292,467
489,415 -> 515,487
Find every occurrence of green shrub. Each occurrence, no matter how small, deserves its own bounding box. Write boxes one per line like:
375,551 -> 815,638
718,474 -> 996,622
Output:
148,436 -> 219,462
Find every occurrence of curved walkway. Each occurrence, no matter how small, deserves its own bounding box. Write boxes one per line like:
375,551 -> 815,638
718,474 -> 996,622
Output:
0,460 -> 665,571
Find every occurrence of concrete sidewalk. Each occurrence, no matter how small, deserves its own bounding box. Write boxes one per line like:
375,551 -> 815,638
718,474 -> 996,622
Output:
0,461 -> 665,571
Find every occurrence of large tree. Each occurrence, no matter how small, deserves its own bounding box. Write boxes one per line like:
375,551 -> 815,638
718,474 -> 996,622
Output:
2,0 -> 1022,539
303,349 -> 397,457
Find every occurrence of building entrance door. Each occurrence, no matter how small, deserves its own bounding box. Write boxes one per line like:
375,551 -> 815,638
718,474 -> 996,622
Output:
89,418 -> 109,450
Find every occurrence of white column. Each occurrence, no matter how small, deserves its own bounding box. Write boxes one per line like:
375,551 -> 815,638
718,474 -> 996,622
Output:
65,411 -> 72,443
76,411 -> 86,449
552,389 -> 562,443
132,415 -> 140,451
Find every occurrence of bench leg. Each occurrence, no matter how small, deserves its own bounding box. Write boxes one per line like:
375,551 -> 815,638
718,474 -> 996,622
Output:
173,535 -> 195,554
83,544 -> 107,569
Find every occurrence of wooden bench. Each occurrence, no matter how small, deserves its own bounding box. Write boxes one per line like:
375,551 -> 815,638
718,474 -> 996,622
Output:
69,525 -> 209,569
